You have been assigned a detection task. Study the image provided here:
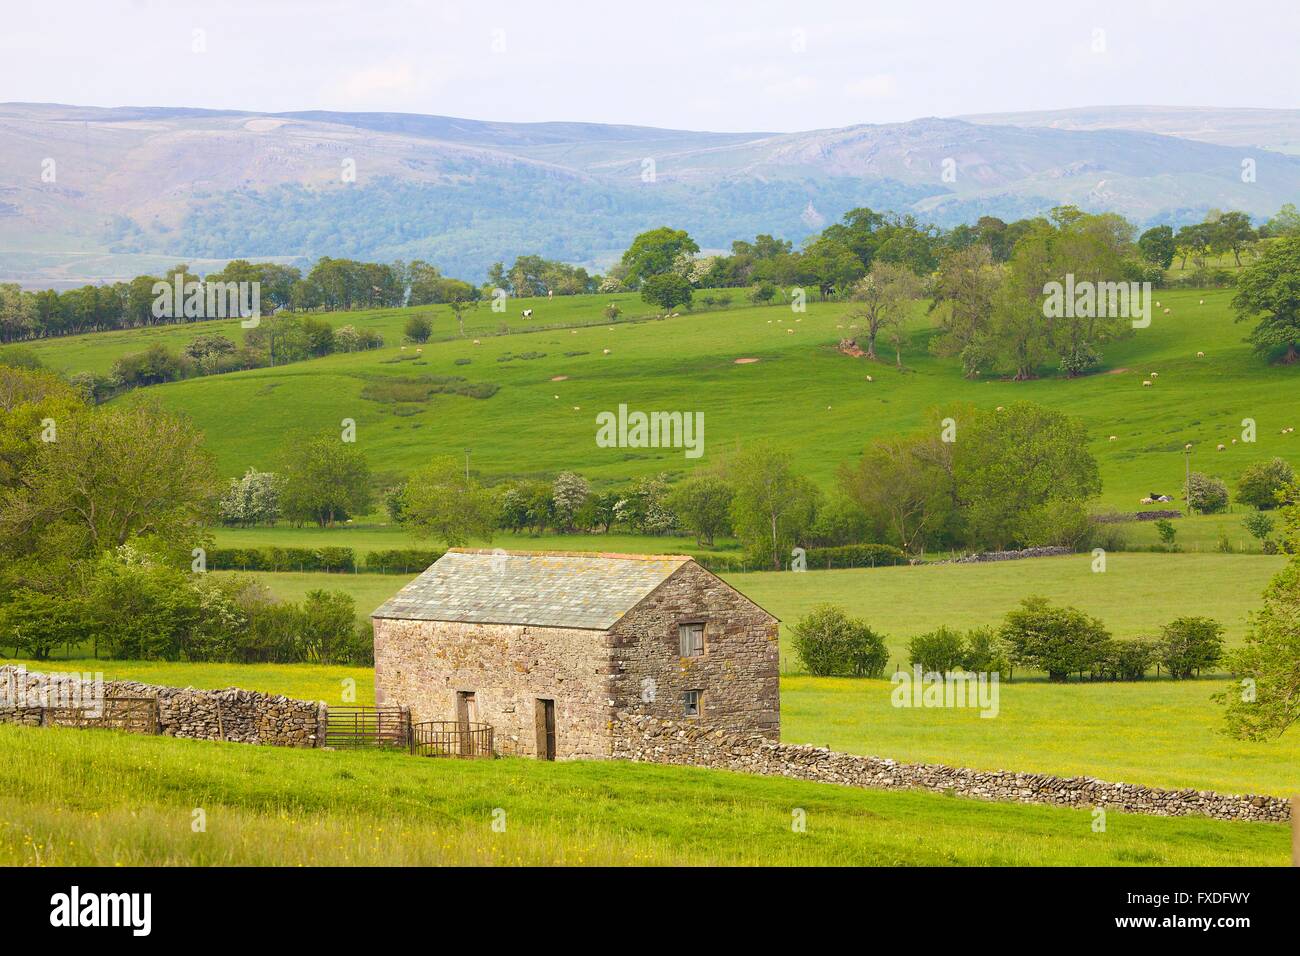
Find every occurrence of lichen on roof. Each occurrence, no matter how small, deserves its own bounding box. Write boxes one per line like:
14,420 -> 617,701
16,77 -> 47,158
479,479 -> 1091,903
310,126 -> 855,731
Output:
371,549 -> 693,630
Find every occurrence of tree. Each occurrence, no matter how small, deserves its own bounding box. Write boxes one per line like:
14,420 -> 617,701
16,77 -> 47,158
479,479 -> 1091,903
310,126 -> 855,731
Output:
182,333 -> 237,373
1242,511 -> 1275,547
846,262 -> 920,361
1159,616 -> 1224,679
988,226 -> 1056,380
0,365 -> 85,490
621,227 -> 699,287
1205,210 -> 1255,267
1219,547 -> 1300,738
1137,225 -> 1176,269
668,474 -> 734,547
640,273 -> 693,313
1184,472 -> 1229,514
0,403 -> 219,563
1236,457 -> 1295,510
279,432 -> 372,528
1000,596 -> 1111,682
1232,236 -> 1300,363
726,445 -> 820,570
404,313 -> 433,343
218,468 -> 284,526
550,471 -> 590,532
397,457 -> 496,548
952,403 -> 1101,550
791,604 -> 888,677
929,244 -> 1000,377
908,627 -> 966,673
838,428 -> 955,555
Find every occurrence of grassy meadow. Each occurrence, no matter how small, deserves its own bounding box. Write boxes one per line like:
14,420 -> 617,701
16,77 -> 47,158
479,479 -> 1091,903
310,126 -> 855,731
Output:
21,287 -> 1300,506
0,723 -> 1287,866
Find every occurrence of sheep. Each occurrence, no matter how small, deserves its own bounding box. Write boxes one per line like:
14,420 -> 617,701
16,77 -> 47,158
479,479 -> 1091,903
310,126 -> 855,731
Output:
1199,299 -> 1205,305
1232,438 -> 1239,445
787,328 -> 795,334
1140,497 -> 1155,504
1217,443 -> 1226,451
602,348 -> 611,355
865,375 -> 874,382
521,308 -> 533,318
1142,380 -> 1153,387
1109,435 -> 1118,441
1163,308 -> 1171,314
473,339 -> 480,345
1150,371 -> 1159,378
996,405 -> 1005,411
1196,351 -> 1205,358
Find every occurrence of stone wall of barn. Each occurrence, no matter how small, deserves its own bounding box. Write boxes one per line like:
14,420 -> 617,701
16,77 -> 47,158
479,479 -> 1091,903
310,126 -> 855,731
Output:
0,665 -> 325,747
608,562 -> 780,739
611,713 -> 1291,823
372,618 -> 614,759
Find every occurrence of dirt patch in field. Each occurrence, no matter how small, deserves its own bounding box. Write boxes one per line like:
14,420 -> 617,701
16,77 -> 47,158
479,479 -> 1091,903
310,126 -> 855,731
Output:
733,358 -> 760,364
550,375 -> 569,381
1106,367 -> 1129,375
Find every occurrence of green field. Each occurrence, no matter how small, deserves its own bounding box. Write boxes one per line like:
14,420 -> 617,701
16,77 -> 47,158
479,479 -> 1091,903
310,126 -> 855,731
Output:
23,288 -> 1300,506
0,724 -> 1285,866
180,551 -> 1285,658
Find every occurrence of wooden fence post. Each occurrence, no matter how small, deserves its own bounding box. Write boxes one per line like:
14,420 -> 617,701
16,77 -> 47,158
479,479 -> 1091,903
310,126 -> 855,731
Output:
1292,795 -> 1299,867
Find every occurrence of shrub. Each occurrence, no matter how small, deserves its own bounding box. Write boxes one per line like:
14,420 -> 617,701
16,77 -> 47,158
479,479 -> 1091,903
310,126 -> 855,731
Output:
1017,498 -> 1094,550
206,547 -> 356,573
1236,458 -> 1295,510
1185,472 -> 1229,514
908,627 -> 966,673
1160,616 -> 1225,679
1097,639 -> 1158,681
1154,519 -> 1177,547
404,313 -> 433,343
791,604 -> 888,678
999,596 -> 1111,682
960,627 -> 1010,676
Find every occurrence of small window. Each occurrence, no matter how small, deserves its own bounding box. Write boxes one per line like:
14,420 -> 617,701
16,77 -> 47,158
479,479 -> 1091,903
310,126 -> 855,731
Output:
682,690 -> 702,717
678,622 -> 705,657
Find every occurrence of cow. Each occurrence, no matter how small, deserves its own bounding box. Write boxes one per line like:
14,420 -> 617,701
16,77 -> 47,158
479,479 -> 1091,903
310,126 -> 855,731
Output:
521,308 -> 533,318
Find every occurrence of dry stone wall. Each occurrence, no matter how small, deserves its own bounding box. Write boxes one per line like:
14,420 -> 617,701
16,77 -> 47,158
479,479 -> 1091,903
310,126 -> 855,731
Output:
0,666 -> 325,747
612,713 -> 1290,823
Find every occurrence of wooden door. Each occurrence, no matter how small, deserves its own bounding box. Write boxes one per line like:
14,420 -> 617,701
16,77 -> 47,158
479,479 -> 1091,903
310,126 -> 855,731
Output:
457,691 -> 476,755
535,699 -> 556,760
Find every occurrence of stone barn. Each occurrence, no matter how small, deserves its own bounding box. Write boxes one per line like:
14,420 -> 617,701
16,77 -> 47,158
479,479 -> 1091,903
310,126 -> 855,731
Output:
371,549 -> 780,760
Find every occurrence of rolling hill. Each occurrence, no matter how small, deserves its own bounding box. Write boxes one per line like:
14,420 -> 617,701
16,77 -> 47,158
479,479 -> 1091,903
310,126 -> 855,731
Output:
19,286 -> 1299,510
5,102 -> 1300,287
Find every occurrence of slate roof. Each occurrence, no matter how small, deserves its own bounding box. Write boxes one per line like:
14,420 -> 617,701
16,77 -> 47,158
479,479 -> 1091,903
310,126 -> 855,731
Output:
370,549 -> 693,630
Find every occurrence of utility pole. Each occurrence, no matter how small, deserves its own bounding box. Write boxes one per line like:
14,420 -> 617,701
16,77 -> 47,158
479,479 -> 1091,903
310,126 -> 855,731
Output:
464,448 -> 471,482
1184,443 -> 1194,515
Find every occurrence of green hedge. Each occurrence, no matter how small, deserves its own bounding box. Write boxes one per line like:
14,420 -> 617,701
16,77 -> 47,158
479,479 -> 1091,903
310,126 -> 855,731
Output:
207,547 -> 356,573
364,549 -> 445,573
690,543 -> 907,574
207,546 -> 445,574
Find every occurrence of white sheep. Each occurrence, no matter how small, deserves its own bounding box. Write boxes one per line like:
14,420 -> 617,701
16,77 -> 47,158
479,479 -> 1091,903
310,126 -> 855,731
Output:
1196,351 -> 1205,358
1217,443 -> 1226,451
1109,435 -> 1118,441
865,375 -> 874,382
1142,380 -> 1153,387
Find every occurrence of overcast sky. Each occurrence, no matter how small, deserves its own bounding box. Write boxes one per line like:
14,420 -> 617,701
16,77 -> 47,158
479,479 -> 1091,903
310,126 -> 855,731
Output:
3,0 -> 1297,132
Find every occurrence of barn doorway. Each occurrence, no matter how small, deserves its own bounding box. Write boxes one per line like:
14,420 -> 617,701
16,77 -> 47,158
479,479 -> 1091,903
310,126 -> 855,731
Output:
535,699 -> 556,760
456,691 -> 477,755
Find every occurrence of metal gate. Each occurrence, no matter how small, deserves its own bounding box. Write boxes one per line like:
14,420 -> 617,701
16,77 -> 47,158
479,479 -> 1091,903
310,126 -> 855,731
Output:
324,705 -> 412,749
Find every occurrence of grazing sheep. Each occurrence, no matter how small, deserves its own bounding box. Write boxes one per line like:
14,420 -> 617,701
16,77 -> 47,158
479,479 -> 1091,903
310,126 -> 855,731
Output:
473,339 -> 480,345
996,405 -> 1005,411
1232,438 -> 1239,444
1217,443 -> 1226,451
1151,371 -> 1159,378
602,348 -> 611,354
1197,351 -> 1205,358
1109,435 -> 1118,441
1155,301 -> 1161,307
521,308 -> 533,318
1140,497 -> 1155,504
1199,299 -> 1205,305
787,328 -> 795,334
865,375 -> 874,382
1163,308 -> 1171,314
1142,380 -> 1153,387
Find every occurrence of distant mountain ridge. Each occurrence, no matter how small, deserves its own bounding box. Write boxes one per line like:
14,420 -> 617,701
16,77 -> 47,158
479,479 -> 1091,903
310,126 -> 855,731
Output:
2,102 -> 1297,288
